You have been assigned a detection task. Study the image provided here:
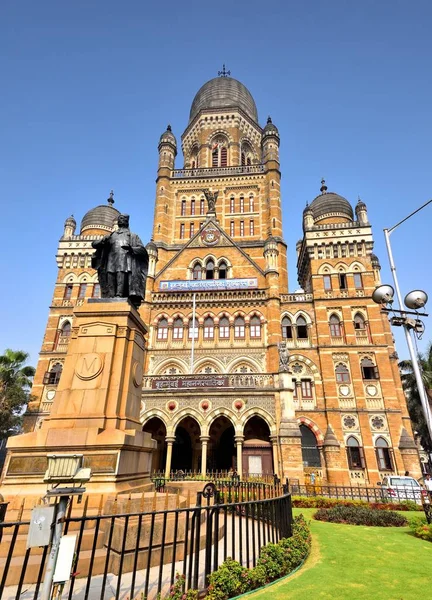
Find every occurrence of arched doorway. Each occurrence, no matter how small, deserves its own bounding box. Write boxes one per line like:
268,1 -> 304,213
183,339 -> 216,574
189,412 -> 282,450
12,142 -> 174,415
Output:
243,415 -> 273,476
300,424 -> 321,468
208,416 -> 235,471
143,417 -> 167,473
172,416 -> 201,472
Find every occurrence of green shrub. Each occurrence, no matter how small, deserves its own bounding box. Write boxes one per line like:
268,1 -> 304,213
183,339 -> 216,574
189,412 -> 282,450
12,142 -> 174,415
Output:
314,505 -> 407,527
166,574 -> 198,600
413,522 -> 432,542
206,514 -> 311,599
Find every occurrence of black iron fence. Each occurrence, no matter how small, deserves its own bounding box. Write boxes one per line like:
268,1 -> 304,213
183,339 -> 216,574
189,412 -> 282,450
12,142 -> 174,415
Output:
288,481 -> 431,505
0,485 -> 292,600
152,470 -> 277,483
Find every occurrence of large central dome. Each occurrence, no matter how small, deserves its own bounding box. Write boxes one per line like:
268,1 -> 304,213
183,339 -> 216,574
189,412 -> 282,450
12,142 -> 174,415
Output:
189,76 -> 258,124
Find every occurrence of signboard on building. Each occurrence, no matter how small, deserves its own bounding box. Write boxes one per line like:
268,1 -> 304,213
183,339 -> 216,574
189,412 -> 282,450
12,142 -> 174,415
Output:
151,375 -> 229,390
159,278 -> 258,292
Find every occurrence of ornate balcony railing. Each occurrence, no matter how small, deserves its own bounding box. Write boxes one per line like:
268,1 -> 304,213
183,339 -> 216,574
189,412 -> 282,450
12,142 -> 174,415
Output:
143,372 -> 274,391
171,164 -> 266,178
280,293 -> 313,303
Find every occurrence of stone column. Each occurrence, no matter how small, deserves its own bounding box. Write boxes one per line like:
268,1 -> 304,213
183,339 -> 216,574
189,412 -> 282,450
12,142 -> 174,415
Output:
278,371 -> 305,484
165,436 -> 176,478
200,436 -> 210,476
235,435 -> 244,478
270,435 -> 280,476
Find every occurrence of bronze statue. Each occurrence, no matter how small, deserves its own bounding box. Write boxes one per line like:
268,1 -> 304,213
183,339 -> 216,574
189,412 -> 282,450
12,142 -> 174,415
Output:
203,188 -> 219,212
91,214 -> 149,308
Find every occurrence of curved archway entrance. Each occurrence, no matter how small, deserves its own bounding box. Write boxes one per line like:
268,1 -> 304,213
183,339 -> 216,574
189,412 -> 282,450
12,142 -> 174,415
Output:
300,424 -> 321,468
208,416 -> 235,471
143,417 -> 167,473
172,416 -> 201,472
243,416 -> 273,476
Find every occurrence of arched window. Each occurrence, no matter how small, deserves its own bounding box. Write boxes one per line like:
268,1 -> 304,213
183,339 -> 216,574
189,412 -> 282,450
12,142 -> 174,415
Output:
239,196 -> 244,213
361,358 -> 379,380
200,198 -> 205,215
250,316 -> 261,338
218,261 -> 227,279
192,263 -> 202,280
56,321 -> 71,349
230,197 -> 235,213
181,200 -> 186,216
64,284 -> 73,300
329,315 -> 342,337
157,318 -> 168,340
211,139 -> 228,167
206,260 -> 215,280
190,198 -> 196,216
188,318 -> 199,340
203,317 -> 214,340
296,316 -> 308,339
220,146 -> 227,167
346,436 -> 365,469
354,313 -> 366,330
300,425 -> 321,467
375,437 -> 393,471
173,318 -> 184,340
282,317 -> 293,339
249,196 -> 254,212
44,363 -> 63,385
354,273 -> 363,289
335,363 -> 350,383
78,283 -> 87,298
92,283 -> 101,298
234,316 -> 245,339
241,151 -> 246,166
219,317 -> 230,339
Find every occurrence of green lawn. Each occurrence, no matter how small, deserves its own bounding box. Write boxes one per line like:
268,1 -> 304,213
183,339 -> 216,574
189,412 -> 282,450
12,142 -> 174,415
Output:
250,508 -> 432,600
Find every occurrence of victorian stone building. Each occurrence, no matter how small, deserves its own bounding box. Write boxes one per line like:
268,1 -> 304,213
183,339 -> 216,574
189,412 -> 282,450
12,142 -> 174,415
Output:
25,74 -> 421,485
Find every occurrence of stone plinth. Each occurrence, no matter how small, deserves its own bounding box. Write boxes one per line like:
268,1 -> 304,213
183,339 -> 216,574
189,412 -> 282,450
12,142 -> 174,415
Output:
1,300 -> 156,498
278,372 -> 305,484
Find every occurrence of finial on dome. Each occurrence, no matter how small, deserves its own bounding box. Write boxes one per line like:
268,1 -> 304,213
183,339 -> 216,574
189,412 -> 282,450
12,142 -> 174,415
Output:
320,178 -> 328,194
267,116 -> 272,124
108,190 -> 115,205
167,124 -> 172,132
218,64 -> 231,77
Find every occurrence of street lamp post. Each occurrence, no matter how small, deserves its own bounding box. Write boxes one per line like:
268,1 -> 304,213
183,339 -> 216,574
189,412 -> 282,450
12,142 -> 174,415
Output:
373,198 -> 432,445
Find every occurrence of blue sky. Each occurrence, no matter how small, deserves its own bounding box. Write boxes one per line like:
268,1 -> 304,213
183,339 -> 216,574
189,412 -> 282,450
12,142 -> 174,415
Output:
1,0 -> 432,364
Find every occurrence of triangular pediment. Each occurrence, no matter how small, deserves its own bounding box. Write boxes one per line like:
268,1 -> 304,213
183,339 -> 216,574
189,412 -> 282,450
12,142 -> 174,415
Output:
156,217 -> 265,280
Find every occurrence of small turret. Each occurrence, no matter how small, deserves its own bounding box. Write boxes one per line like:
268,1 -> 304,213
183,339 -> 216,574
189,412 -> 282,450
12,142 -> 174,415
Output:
261,116 -> 280,163
63,215 -> 76,239
263,235 -> 279,272
158,124 -> 177,169
355,197 -> 369,225
303,203 -> 314,231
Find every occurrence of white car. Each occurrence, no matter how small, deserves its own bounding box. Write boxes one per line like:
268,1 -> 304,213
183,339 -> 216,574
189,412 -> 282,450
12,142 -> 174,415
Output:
379,476 -> 429,505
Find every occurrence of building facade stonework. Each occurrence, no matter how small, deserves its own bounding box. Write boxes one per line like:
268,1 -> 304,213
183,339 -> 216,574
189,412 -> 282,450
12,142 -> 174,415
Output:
25,75 -> 421,485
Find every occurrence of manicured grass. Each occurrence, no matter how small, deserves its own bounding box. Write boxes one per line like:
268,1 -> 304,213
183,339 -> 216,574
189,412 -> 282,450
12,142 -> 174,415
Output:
250,508 -> 432,600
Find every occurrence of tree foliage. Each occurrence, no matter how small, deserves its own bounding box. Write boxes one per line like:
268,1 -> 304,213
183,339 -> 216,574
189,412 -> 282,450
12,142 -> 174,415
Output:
0,349 -> 35,440
399,341 -> 432,453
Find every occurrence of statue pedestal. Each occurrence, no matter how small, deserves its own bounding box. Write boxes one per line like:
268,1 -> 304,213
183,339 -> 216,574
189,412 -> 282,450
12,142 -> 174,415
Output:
1,300 -> 156,498
278,372 -> 305,485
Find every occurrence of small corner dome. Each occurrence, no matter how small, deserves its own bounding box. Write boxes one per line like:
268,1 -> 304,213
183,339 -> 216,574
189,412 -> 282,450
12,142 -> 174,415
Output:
309,181 -> 354,223
80,198 -> 120,235
159,124 -> 177,146
355,198 -> 367,213
189,76 -> 258,124
262,116 -> 279,138
146,239 -> 158,255
64,215 -> 76,227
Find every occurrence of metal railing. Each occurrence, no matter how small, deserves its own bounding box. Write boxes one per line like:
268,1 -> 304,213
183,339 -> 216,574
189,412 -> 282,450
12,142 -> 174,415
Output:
0,484 -> 292,600
288,481 -> 431,505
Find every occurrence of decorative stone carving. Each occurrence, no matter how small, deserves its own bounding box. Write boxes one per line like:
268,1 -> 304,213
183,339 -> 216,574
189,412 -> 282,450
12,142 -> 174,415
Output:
75,353 -> 104,380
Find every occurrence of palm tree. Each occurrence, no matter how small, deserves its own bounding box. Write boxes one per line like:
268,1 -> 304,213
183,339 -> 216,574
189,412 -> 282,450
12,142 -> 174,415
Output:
0,349 -> 35,440
399,341 -> 432,453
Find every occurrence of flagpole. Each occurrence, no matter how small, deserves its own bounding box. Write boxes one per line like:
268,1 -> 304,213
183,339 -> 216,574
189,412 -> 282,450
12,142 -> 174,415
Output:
190,293 -> 196,373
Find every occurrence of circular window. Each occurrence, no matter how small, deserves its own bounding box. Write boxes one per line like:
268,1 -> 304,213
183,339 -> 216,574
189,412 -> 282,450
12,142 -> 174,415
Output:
343,415 -> 357,429
371,415 -> 385,430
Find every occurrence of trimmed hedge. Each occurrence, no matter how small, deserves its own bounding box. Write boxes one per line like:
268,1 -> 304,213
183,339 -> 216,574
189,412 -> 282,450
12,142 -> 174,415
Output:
205,514 -> 311,600
292,495 -> 422,512
314,505 -> 407,527
408,516 -> 432,542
